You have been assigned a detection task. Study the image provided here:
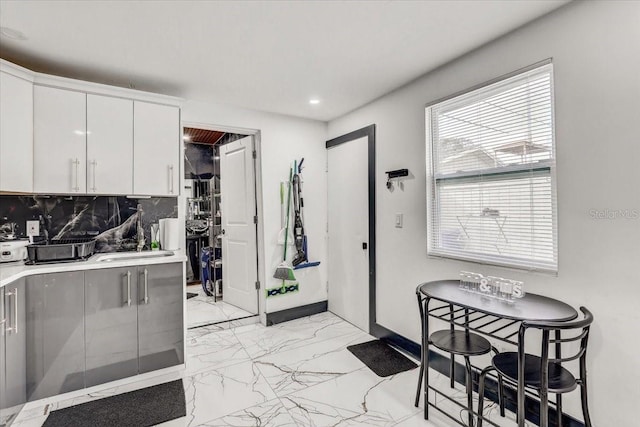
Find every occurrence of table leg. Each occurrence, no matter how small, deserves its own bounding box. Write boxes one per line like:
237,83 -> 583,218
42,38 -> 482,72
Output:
465,356 -> 474,427
415,293 -> 424,407
423,297 -> 431,419
517,326 -> 526,427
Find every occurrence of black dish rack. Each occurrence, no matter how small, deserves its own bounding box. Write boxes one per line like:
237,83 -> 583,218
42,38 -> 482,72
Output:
26,238 -> 96,264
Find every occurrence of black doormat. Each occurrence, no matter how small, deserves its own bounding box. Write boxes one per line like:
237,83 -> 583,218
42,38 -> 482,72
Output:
186,292 -> 198,299
347,340 -> 418,377
42,379 -> 185,427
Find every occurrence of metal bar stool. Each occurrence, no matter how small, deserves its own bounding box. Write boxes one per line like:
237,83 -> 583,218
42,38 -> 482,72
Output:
415,291 -> 502,426
477,307 -> 593,427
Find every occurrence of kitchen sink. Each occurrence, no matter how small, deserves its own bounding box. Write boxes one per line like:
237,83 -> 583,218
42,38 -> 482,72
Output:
95,251 -> 174,262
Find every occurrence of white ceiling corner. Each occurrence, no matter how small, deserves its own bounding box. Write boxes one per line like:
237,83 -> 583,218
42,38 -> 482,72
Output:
0,0 -> 570,122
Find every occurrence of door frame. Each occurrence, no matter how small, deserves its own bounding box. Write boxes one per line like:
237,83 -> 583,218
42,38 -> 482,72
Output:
181,121 -> 265,323
326,124 -> 377,333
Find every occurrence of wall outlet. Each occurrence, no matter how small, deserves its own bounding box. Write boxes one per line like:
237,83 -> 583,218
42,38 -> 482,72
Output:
26,220 -> 40,236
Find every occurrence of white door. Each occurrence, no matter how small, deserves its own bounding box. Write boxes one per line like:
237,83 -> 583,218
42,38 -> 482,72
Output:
133,101 -> 179,196
33,86 -> 87,194
327,136 -> 369,332
87,94 -> 133,194
220,136 -> 258,314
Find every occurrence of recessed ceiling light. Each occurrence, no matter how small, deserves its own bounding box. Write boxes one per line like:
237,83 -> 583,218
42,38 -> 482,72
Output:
0,27 -> 27,41
309,99 -> 320,105
183,135 -> 191,141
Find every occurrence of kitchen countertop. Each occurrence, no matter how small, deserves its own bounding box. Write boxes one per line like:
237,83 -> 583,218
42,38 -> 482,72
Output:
0,250 -> 187,288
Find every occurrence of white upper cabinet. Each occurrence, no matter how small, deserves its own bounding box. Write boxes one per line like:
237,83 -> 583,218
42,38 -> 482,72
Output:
87,95 -> 133,194
133,101 -> 180,196
33,86 -> 87,194
2,59 -> 181,196
0,70 -> 33,193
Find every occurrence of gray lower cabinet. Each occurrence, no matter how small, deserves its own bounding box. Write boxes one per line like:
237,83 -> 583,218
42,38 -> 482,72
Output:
1,279 -> 27,426
0,261 -> 183,414
25,272 -> 85,401
85,267 -> 139,387
138,263 -> 184,373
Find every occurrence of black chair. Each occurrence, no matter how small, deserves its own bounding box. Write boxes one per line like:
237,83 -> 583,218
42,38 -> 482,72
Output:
415,294 -> 503,426
477,306 -> 593,427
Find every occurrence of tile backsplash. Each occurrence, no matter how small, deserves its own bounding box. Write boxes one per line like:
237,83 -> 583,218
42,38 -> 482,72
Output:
0,195 -> 177,252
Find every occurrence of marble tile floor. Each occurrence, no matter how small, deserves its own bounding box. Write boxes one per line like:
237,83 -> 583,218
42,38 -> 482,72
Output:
10,312 -> 519,427
186,284 -> 257,329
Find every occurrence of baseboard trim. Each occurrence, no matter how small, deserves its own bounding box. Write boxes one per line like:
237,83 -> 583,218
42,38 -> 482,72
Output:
266,300 -> 328,326
373,327 -> 585,427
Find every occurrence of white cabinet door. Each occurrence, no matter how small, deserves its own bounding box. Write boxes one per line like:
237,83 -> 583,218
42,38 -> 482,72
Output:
0,71 -> 33,193
133,101 -> 179,196
34,86 -> 87,194
87,94 -> 133,194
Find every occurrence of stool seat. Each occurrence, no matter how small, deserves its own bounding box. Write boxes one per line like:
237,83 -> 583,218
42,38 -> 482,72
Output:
492,352 -> 577,394
430,330 -> 492,356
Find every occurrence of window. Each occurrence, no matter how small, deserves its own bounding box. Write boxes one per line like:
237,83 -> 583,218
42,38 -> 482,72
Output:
426,62 -> 557,272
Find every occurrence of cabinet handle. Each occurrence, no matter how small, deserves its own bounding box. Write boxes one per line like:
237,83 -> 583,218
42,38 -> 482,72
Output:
0,291 -> 5,337
73,158 -> 80,192
126,270 -> 132,307
168,165 -> 174,194
143,268 -> 149,304
6,287 -> 17,334
91,159 -> 98,192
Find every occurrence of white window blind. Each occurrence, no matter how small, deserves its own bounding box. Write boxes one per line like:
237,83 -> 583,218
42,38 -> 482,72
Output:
426,62 -> 557,272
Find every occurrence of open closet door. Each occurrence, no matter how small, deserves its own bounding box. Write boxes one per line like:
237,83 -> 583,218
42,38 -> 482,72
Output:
219,136 -> 258,314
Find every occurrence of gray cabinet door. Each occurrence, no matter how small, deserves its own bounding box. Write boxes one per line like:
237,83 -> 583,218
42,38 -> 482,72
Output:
1,280 -> 27,425
0,288 -> 4,413
85,267 -> 139,387
3,279 -> 26,408
26,272 -> 85,401
137,263 -> 184,373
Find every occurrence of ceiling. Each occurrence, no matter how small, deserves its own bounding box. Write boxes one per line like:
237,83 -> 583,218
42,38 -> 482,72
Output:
183,127 -> 225,145
0,1 -> 569,122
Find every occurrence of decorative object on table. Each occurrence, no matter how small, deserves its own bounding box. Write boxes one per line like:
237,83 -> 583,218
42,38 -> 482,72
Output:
477,307 -> 594,427
42,379 -> 186,427
459,271 -> 524,301
347,340 -> 417,377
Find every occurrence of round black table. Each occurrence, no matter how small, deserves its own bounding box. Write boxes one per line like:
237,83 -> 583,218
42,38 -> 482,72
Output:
416,279 -> 578,427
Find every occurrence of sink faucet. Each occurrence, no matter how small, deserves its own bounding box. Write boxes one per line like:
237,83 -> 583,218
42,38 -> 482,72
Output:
39,215 -> 49,244
136,204 -> 145,252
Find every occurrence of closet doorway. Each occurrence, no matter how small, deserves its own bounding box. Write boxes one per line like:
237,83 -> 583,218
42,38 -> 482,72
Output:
183,125 -> 260,328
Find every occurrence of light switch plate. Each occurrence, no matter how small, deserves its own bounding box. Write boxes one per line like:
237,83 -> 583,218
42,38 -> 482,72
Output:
395,213 -> 403,228
26,220 -> 39,236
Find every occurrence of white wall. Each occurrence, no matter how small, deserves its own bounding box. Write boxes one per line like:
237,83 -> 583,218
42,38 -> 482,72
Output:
182,100 -> 328,319
328,1 -> 640,425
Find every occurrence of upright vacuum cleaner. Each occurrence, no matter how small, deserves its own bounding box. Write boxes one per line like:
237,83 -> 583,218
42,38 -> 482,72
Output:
292,158 -> 320,270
